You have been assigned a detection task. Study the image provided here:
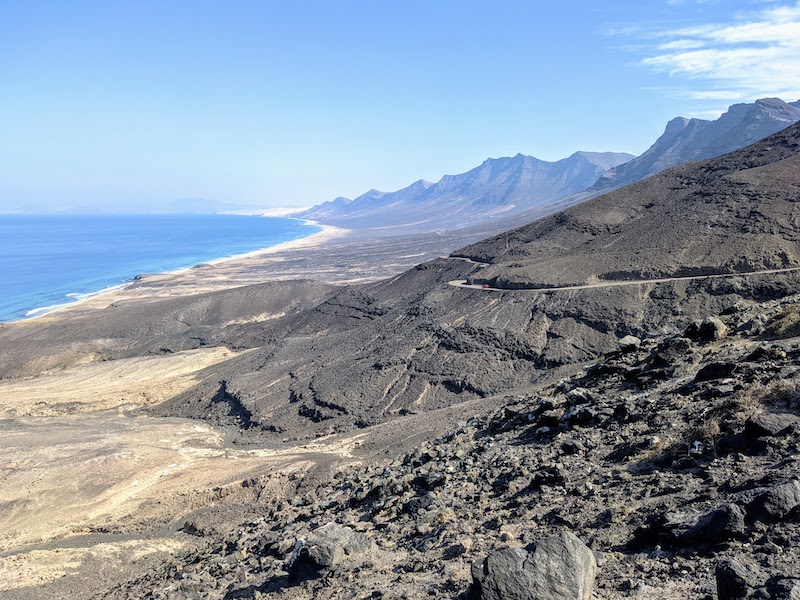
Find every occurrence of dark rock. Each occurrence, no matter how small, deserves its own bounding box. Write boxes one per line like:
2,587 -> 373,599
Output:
619,335 -> 642,352
287,523 -> 377,581
694,362 -> 737,382
649,504 -> 746,547
686,317 -> 729,343
414,471 -> 446,490
766,576 -> 800,599
561,406 -> 597,426
473,531 -> 596,600
404,492 -> 436,514
749,480 -> 800,523
655,337 -> 693,365
716,558 -> 765,600
678,504 -> 747,544
565,387 -> 594,405
472,547 -> 532,600
745,413 -> 800,438
745,346 -> 786,363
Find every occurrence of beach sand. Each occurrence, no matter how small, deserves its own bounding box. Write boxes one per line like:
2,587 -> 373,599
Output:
31,219 -> 497,320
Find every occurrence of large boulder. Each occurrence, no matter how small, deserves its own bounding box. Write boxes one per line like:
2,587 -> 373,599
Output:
748,480 -> 800,523
287,523 -> 377,581
716,558 -> 765,600
473,531 -> 596,600
685,317 -> 729,343
618,335 -> 642,352
662,504 -> 746,545
745,413 -> 800,439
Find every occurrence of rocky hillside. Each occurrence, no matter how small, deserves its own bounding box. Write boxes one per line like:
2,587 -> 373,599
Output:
298,151 -> 633,232
456,120 -> 800,289
111,292 -> 800,599
139,122 -> 800,444
592,98 -> 800,193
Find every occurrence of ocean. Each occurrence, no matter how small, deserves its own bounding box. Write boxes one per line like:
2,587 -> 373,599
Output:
0,214 -> 319,323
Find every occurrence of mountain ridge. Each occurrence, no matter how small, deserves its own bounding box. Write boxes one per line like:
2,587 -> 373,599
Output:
456,119 -> 800,290
592,97 -> 800,192
298,151 -> 633,231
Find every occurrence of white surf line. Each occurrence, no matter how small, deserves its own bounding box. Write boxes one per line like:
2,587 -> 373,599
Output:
445,264 -> 800,293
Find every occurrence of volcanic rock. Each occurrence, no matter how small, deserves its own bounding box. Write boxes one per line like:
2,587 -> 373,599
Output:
748,480 -> 800,524
472,531 -> 596,600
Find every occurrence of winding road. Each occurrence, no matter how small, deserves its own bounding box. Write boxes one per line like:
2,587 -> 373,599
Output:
442,256 -> 800,293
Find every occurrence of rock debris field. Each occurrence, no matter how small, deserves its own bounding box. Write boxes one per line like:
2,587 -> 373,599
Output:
113,295 -> 800,599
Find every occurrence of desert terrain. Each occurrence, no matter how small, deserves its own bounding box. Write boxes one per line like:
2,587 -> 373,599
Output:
1,124 -> 800,598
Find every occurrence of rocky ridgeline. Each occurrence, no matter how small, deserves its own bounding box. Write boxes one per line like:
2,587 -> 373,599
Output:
114,295 -> 800,599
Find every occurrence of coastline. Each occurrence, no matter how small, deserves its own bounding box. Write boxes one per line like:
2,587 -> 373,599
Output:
20,219 -> 350,322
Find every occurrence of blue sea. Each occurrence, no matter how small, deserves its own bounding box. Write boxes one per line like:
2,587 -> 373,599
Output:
0,214 -> 319,323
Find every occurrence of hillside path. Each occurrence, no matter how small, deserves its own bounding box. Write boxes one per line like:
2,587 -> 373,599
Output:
442,257 -> 800,292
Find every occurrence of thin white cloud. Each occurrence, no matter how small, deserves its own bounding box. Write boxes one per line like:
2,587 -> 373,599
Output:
638,2 -> 800,103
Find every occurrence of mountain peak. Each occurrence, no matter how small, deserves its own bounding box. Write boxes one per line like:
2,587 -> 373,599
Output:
592,97 -> 800,192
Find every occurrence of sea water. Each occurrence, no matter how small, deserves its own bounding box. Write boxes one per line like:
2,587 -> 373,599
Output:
0,214 -> 319,323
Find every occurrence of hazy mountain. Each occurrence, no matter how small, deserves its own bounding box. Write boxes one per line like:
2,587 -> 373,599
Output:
298,151 -> 633,231
458,119 -> 800,289
592,97 -> 800,192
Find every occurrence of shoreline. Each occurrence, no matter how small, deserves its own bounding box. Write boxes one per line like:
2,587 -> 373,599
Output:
18,219 -> 350,323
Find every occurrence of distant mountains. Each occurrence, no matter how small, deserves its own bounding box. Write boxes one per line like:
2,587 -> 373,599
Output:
457,118 -> 800,290
299,98 -> 800,233
591,97 -> 800,192
297,152 -> 633,231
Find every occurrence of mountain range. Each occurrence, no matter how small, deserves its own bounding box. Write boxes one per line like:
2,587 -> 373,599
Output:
300,98 -> 800,233
298,151 -> 633,231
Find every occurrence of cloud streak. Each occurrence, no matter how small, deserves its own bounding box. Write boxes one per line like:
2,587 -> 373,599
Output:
639,2 -> 800,102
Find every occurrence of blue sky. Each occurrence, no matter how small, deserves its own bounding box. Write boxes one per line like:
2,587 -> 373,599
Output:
1,0 -> 799,212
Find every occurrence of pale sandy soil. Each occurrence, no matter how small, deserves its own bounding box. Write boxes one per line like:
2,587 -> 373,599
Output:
0,346 -> 364,594
0,347 -> 238,418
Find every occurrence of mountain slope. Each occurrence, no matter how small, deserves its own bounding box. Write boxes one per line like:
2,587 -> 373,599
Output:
140,122 -> 800,443
298,151 -> 633,231
456,120 -> 800,289
593,97 -> 800,192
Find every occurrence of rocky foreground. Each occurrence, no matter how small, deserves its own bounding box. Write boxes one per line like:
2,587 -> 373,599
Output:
110,290 -> 800,599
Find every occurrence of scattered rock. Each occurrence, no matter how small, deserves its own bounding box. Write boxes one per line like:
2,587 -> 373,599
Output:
619,335 -> 642,352
766,577 -> 800,600
686,317 -> 729,343
669,504 -> 747,545
716,558 -> 765,600
748,480 -> 800,523
745,412 -> 800,438
694,361 -> 737,382
287,523 -> 377,581
654,336 -> 693,365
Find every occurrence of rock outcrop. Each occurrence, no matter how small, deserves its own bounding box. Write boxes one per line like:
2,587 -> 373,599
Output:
473,532 -> 596,600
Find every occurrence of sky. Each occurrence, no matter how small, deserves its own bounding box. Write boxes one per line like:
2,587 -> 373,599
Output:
1,0 -> 799,213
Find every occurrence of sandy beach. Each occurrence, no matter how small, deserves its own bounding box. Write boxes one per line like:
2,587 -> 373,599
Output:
25,218 -> 501,322
26,220 -> 350,319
